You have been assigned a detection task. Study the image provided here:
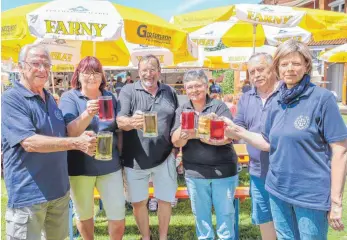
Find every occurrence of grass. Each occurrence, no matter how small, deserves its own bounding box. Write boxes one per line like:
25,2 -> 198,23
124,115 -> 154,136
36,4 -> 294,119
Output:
2,173 -> 347,239
2,115 -> 347,239
342,114 -> 347,124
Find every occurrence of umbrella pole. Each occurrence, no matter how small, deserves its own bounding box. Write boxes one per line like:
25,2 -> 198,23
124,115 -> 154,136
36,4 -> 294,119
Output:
51,72 -> 55,94
252,24 -> 257,55
93,41 -> 96,57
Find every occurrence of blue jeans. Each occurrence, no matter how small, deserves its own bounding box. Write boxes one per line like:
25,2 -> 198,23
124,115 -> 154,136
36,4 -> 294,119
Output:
250,175 -> 273,225
269,194 -> 328,240
185,175 -> 238,240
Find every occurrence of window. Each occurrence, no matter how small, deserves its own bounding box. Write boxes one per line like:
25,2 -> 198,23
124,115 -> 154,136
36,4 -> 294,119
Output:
329,0 -> 345,12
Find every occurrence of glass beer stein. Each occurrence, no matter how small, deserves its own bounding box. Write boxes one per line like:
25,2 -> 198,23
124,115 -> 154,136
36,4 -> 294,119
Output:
143,112 -> 158,138
95,131 -> 113,161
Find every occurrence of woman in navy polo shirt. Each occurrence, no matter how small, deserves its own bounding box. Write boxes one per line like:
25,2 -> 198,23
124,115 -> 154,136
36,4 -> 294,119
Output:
171,70 -> 238,240
59,57 -> 125,239
225,39 -> 347,239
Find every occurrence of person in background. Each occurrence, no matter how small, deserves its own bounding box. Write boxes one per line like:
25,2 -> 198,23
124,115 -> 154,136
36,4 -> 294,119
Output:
1,44 -> 96,240
234,93 -> 242,106
226,39 -> 347,239
209,78 -> 223,96
241,80 -> 252,93
175,76 -> 184,95
115,76 -> 125,98
125,72 -> 134,84
210,93 -> 221,100
223,94 -> 237,117
233,52 -> 279,240
172,69 -> 238,240
117,55 -> 178,240
59,56 -> 125,240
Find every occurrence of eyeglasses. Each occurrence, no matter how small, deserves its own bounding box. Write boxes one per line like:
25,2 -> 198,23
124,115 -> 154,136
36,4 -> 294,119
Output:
185,83 -> 206,91
139,68 -> 158,75
23,61 -> 52,70
80,72 -> 103,78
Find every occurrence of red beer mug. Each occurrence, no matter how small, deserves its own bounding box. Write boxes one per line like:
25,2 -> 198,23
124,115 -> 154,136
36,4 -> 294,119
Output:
181,109 -> 195,133
210,117 -> 225,141
98,96 -> 114,121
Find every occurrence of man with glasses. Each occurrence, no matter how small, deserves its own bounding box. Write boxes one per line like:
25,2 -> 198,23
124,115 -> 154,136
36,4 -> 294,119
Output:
117,55 -> 178,240
1,43 -> 97,240
231,52 -> 279,240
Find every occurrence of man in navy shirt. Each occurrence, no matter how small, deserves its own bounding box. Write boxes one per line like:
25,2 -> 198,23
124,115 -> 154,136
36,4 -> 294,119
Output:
233,53 -> 278,240
1,44 -> 97,240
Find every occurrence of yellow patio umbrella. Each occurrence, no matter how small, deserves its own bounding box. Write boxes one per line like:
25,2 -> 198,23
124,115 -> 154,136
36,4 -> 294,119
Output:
2,0 -> 197,68
319,44 -> 347,63
171,4 -> 347,49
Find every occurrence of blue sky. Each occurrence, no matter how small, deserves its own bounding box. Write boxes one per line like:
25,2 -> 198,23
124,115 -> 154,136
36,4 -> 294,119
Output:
2,0 -> 260,20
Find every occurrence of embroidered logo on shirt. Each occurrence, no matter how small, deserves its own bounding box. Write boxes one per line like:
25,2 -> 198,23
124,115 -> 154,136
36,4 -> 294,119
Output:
294,115 -> 310,130
54,109 -> 64,121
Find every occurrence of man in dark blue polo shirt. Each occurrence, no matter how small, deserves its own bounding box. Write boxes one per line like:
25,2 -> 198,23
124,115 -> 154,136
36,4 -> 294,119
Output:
1,44 -> 96,240
233,53 -> 278,240
117,55 -> 178,240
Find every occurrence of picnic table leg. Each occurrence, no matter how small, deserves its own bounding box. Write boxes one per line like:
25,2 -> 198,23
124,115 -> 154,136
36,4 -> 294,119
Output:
234,198 -> 240,240
99,199 -> 103,212
95,199 -> 104,218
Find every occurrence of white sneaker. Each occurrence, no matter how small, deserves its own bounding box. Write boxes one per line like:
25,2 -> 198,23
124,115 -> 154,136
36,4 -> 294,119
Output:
171,198 -> 178,208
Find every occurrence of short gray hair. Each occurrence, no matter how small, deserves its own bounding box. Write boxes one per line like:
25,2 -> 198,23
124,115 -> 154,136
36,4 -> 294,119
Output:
18,44 -> 51,67
272,39 -> 312,77
138,54 -> 161,71
183,69 -> 208,84
247,52 -> 273,67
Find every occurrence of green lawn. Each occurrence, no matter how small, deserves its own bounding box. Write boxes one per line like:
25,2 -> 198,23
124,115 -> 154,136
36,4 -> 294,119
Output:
1,173 -> 260,240
2,115 -> 347,239
2,173 -> 347,239
342,114 -> 347,124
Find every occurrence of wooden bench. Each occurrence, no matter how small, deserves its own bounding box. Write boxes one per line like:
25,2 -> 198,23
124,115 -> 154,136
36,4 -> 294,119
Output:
234,143 -> 250,164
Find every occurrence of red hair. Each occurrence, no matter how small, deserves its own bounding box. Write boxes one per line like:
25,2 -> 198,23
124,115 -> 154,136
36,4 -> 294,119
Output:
71,56 -> 106,90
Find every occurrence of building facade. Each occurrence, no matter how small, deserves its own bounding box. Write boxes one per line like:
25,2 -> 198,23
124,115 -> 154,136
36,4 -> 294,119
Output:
261,0 -> 347,103
261,0 -> 345,11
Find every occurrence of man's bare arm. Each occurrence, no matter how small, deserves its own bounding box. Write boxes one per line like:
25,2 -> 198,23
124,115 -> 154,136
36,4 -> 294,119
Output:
117,113 -> 143,132
117,116 -> 134,131
20,131 -> 97,156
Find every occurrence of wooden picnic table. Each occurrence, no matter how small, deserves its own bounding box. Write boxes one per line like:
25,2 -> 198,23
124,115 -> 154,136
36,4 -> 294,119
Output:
234,143 -> 249,164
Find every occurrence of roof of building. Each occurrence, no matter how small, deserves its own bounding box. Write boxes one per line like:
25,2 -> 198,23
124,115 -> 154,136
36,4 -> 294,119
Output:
279,0 -> 314,7
308,38 -> 347,46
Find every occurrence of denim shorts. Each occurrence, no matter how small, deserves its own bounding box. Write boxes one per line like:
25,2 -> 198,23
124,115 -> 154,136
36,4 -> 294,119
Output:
250,175 -> 273,225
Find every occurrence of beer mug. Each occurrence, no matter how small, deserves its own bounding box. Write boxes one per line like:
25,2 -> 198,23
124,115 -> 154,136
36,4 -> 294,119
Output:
181,109 -> 195,133
98,96 -> 114,122
95,131 -> 113,161
198,113 -> 211,139
143,112 -> 158,138
210,117 -> 225,142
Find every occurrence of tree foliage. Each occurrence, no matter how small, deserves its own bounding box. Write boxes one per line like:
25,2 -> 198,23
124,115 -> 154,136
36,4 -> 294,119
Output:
220,70 -> 234,94
212,70 -> 234,94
